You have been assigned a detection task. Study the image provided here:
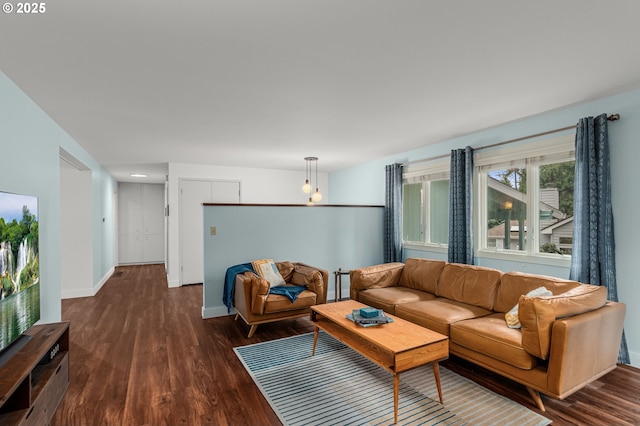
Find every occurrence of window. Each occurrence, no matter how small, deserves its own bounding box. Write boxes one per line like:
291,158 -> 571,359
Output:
539,160 -> 575,255
402,161 -> 449,247
486,166 -> 527,251
476,134 -> 575,261
403,182 -> 423,242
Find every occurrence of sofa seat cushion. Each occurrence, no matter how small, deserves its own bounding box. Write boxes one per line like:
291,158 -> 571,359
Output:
395,299 -> 492,336
450,313 -> 538,370
264,290 -> 317,313
358,287 -> 437,314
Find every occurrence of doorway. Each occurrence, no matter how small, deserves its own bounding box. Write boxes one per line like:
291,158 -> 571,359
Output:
59,151 -> 93,298
117,182 -> 165,265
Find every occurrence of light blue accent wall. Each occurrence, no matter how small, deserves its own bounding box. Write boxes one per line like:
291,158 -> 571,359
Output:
329,160 -> 390,206
0,71 -> 117,321
330,88 -> 640,366
202,205 -> 384,317
1,72 -> 62,323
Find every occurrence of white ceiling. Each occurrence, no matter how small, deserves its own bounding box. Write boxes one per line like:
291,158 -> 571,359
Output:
2,1 -> 640,183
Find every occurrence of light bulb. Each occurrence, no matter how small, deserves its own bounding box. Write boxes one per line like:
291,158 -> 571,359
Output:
307,197 -> 314,206
312,189 -> 322,202
302,180 -> 311,193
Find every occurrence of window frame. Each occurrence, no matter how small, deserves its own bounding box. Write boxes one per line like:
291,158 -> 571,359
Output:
475,133 -> 575,267
402,159 -> 450,251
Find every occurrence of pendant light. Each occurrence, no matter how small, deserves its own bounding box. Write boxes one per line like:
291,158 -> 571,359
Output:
302,156 -> 321,203
302,157 -> 312,194
312,158 -> 322,202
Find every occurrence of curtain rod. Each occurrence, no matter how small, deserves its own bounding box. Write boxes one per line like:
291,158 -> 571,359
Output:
402,113 -> 620,167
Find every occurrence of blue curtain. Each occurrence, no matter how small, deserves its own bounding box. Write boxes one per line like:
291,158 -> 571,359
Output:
448,146 -> 474,264
384,163 -> 403,263
570,113 -> 629,364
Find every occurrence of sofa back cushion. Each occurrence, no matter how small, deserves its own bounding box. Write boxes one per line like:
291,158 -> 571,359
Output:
276,261 -> 295,282
436,263 -> 502,311
493,271 -> 582,313
399,258 -> 446,294
350,262 -> 404,290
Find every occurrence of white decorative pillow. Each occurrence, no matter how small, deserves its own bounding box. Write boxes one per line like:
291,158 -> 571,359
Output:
251,259 -> 286,286
505,286 -> 553,328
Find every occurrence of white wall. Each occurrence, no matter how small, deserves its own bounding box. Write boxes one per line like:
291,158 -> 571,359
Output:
166,162 -> 328,287
60,161 -> 93,298
330,88 -> 640,367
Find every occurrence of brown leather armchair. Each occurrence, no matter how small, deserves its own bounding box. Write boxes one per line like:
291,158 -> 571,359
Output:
234,261 -> 329,337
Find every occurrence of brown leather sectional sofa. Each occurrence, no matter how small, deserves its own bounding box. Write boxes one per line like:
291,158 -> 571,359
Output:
349,258 -> 626,411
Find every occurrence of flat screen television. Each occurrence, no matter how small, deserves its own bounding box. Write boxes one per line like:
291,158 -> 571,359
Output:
0,190 -> 40,356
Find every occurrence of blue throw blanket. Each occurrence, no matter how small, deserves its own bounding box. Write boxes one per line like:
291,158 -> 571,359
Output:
223,263 -> 254,313
269,285 -> 307,303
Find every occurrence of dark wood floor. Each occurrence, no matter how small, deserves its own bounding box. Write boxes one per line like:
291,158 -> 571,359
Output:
53,264 -> 640,425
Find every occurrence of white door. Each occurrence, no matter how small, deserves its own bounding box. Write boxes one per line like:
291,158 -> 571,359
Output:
142,184 -> 165,263
118,183 -> 144,263
118,182 -> 165,264
180,179 -> 239,285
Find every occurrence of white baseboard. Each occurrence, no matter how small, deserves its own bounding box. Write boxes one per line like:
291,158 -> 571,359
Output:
61,266 -> 114,299
94,266 -> 114,295
61,288 -> 95,299
202,305 -> 235,319
167,275 -> 180,288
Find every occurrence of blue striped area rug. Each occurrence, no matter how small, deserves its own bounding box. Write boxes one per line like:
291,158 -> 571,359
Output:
234,332 -> 551,426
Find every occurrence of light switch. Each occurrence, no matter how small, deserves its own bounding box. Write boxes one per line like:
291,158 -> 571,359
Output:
210,226 -> 217,236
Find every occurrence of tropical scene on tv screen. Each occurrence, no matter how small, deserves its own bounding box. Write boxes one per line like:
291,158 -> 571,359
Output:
0,191 -> 40,351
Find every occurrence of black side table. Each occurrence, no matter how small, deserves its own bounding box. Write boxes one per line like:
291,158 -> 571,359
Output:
333,268 -> 350,302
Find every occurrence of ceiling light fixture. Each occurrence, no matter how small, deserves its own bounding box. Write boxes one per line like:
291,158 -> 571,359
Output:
302,158 -> 312,194
303,156 -> 322,204
130,173 -> 148,178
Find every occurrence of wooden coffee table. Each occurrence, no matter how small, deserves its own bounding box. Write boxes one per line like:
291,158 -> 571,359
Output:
310,300 -> 449,424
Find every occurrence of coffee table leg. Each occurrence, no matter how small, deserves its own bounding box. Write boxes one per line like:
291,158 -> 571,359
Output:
393,374 -> 399,424
432,362 -> 443,404
312,326 -> 319,356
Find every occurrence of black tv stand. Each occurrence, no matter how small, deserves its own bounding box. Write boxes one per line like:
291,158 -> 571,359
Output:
0,322 -> 69,425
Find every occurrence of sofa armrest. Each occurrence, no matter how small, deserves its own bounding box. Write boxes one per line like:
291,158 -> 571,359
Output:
234,273 -> 251,317
546,301 -> 626,397
349,262 -> 405,301
236,271 -> 270,315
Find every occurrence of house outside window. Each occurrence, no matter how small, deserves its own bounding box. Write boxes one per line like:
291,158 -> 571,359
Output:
476,134 -> 575,264
486,166 -> 528,251
402,160 -> 449,248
